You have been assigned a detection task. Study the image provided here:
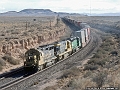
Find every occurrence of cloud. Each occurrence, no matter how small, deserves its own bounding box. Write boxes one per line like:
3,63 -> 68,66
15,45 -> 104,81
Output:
90,0 -> 120,13
0,0 -> 119,13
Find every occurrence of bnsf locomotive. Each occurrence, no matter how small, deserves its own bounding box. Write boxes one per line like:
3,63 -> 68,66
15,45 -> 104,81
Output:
24,17 -> 91,71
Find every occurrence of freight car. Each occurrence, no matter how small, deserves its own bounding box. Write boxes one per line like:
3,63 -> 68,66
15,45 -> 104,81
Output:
24,17 -> 91,72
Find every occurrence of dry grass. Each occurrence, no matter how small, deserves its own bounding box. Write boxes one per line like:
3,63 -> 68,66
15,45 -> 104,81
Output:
87,59 -> 106,67
60,67 -> 80,79
0,57 -> 6,66
0,57 -> 6,71
44,86 -> 57,90
64,78 -> 96,90
0,65 -> 2,71
0,16 -> 62,42
2,54 -> 19,65
84,64 -> 98,71
105,70 -> 120,88
83,33 -> 120,88
92,71 -> 108,87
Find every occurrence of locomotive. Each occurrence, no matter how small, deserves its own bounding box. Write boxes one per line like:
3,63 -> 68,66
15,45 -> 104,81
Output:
24,17 -> 91,71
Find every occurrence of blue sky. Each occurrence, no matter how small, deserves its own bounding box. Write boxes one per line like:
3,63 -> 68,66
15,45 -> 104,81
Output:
0,0 -> 120,14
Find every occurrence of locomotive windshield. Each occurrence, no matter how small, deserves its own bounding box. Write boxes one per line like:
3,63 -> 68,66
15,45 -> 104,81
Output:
25,52 -> 34,61
54,46 -> 60,52
24,48 -> 40,64
26,56 -> 34,62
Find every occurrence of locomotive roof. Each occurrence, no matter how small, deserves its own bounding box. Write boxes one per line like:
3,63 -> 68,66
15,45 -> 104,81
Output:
38,43 -> 54,48
66,37 -> 76,40
36,43 -> 55,51
75,29 -> 85,32
25,48 -> 40,56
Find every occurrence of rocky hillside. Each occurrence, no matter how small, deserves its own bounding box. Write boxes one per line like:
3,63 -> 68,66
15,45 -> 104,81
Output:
0,9 -> 85,16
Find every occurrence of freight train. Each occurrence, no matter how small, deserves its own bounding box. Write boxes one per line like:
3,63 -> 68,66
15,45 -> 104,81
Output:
24,17 -> 91,72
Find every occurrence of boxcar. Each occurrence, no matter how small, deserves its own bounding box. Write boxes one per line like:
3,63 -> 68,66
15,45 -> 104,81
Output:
75,29 -> 86,47
84,29 -> 89,42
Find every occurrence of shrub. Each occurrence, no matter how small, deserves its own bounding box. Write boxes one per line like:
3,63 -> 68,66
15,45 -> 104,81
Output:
0,57 -> 6,66
83,71 -> 92,78
44,86 -> 56,90
84,64 -> 98,71
0,65 -> 2,71
2,54 -> 19,65
65,77 -> 96,90
87,59 -> 97,64
11,31 -> 19,34
110,51 -> 118,56
19,53 -> 25,60
92,72 -> 108,87
96,60 -> 106,67
92,53 -> 101,58
97,48 -> 106,54
87,59 -> 106,67
60,67 -> 80,79
103,47 -> 112,52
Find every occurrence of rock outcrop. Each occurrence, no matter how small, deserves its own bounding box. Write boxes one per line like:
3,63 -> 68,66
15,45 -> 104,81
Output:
0,29 -> 65,58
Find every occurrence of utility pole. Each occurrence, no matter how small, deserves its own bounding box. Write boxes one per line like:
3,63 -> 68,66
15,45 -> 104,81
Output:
50,19 -> 51,27
56,14 -> 60,26
26,21 -> 28,30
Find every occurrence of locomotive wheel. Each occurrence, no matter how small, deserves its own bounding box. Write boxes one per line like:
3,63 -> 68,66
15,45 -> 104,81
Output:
38,65 -> 44,70
52,60 -> 55,64
64,53 -> 69,58
59,55 -> 64,60
55,59 -> 59,63
59,56 -> 62,60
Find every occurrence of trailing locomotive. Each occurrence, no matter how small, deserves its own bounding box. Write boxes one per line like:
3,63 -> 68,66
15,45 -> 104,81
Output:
24,17 -> 91,72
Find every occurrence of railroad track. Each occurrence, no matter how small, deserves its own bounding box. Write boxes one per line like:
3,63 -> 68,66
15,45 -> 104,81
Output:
0,67 -> 23,79
0,29 -> 101,90
0,67 -> 25,89
0,65 -> 37,89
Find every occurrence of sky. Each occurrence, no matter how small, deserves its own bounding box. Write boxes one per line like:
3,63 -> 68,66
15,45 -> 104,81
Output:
0,0 -> 120,14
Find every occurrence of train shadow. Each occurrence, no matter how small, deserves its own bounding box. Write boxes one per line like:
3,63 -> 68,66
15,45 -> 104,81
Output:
4,69 -> 37,78
23,70 -> 37,77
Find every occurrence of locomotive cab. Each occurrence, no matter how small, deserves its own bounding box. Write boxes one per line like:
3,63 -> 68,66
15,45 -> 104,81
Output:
24,55 -> 37,67
24,48 -> 40,71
